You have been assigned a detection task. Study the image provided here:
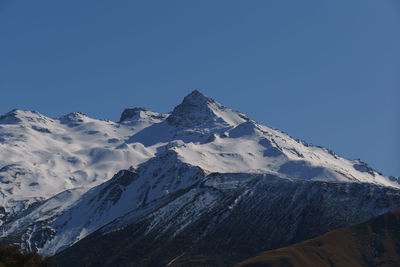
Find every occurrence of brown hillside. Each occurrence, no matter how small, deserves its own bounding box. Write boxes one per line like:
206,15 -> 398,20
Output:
236,210 -> 400,267
0,245 -> 50,267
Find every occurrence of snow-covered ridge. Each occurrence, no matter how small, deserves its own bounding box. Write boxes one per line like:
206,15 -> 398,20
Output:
0,90 -> 398,255
0,108 -> 162,223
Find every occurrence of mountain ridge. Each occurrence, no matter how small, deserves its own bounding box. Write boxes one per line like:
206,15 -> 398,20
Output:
0,90 -> 398,261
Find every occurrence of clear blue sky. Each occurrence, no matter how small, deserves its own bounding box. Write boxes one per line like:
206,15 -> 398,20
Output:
0,0 -> 399,176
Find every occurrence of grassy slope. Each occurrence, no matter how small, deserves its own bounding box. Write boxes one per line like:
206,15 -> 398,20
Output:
236,210 -> 400,267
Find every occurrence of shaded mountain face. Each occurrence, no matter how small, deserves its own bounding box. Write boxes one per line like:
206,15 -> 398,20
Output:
0,90 -> 398,261
236,210 -> 400,267
52,176 -> 400,267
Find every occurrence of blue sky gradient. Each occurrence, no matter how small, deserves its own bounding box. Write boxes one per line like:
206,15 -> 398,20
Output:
0,0 -> 399,175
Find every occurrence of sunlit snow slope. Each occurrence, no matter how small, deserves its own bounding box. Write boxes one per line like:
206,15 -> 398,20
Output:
0,109 -> 165,221
0,90 -> 398,256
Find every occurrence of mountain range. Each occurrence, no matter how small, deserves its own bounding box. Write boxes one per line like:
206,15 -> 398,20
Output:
0,90 -> 398,266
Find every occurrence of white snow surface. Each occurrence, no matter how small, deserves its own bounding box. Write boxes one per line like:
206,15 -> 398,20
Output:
0,109 -> 158,217
0,90 -> 398,255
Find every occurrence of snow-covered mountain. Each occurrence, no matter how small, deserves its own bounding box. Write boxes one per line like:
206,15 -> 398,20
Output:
54,173 -> 400,266
0,90 -> 398,261
0,109 -> 162,223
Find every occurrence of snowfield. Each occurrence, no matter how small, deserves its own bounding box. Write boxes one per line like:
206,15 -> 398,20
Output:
0,90 -> 398,255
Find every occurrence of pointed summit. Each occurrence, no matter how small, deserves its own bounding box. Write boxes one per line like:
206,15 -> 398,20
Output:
167,90 -> 247,128
181,90 -> 215,106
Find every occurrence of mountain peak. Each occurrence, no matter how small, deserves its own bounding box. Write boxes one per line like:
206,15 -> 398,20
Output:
119,107 -> 149,122
59,112 -> 88,126
167,90 -> 246,128
182,90 -> 214,105
60,112 -> 87,120
119,107 -> 167,124
0,109 -> 48,125
0,109 -> 23,124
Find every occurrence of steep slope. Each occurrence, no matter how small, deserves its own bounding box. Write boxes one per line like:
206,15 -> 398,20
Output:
236,210 -> 400,267
0,149 -> 205,253
0,90 -> 398,259
53,174 -> 400,266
